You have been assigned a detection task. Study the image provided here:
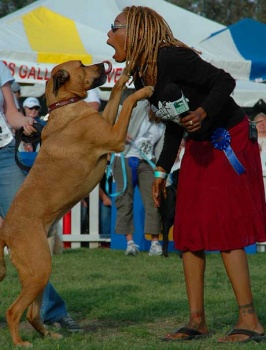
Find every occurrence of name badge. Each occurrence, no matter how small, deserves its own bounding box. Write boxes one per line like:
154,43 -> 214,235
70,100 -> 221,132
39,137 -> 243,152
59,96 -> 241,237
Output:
136,138 -> 153,159
0,113 -> 13,147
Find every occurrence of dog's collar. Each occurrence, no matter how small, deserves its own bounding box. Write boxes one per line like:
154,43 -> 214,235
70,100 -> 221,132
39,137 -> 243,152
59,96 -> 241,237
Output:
48,97 -> 81,112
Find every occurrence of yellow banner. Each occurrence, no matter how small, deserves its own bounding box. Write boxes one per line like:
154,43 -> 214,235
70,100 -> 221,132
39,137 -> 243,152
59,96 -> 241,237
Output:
22,7 -> 92,64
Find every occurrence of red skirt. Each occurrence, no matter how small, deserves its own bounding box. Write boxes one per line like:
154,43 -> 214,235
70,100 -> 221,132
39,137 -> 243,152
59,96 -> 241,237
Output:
174,117 -> 266,251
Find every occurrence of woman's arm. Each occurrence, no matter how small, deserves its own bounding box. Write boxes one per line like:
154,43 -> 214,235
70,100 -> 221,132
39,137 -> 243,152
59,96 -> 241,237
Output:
156,121 -> 184,173
161,47 -> 236,118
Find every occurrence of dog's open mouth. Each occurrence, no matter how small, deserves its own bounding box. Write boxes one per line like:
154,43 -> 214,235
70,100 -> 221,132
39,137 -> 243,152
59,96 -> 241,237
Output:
103,60 -> 112,75
90,61 -> 112,89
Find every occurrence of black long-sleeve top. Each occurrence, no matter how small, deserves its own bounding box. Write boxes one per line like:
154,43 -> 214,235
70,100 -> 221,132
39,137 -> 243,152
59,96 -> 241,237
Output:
135,46 -> 245,173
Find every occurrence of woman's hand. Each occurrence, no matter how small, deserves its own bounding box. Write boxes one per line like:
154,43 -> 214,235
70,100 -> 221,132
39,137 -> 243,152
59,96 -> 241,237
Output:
153,166 -> 168,207
152,177 -> 167,208
181,107 -> 207,133
22,117 -> 37,136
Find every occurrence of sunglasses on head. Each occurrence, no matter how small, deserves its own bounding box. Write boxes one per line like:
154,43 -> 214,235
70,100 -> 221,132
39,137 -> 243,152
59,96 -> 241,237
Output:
28,106 -> 40,111
111,24 -> 127,33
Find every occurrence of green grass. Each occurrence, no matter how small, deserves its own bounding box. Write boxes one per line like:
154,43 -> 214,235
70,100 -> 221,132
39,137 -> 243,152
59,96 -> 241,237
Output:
1,247 -> 266,349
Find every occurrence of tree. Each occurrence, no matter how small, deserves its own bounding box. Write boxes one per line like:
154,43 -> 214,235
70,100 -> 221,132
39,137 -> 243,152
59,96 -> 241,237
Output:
165,0 -> 266,25
1,0 -> 266,25
0,0 -> 36,18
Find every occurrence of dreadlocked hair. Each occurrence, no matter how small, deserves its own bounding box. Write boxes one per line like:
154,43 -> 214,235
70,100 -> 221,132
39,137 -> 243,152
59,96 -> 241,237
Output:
123,6 -> 196,86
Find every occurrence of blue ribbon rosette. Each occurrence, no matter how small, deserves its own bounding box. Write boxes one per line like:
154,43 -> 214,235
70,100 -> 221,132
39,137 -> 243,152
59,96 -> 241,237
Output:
211,128 -> 246,175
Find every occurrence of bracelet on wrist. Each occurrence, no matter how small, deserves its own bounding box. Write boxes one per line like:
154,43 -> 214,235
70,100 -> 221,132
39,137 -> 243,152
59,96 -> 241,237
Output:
154,170 -> 168,179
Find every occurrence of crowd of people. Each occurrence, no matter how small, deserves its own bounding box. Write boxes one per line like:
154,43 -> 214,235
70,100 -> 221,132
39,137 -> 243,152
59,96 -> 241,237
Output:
1,4 -> 266,344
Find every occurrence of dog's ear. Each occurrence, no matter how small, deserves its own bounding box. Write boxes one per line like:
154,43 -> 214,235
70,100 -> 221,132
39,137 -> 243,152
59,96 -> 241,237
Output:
52,69 -> 70,96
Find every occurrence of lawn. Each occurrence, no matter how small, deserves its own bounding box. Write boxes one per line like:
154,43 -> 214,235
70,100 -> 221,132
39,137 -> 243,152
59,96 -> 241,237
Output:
0,247 -> 266,349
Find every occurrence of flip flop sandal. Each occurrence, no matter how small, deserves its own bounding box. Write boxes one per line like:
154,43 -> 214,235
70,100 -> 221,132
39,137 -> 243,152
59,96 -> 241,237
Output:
162,327 -> 211,341
219,328 -> 266,343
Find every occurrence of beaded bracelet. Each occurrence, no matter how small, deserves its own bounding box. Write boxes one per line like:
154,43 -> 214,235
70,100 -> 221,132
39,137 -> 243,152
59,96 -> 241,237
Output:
154,171 -> 169,179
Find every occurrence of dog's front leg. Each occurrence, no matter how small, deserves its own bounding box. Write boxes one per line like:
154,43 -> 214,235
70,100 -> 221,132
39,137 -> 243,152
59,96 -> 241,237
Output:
101,72 -> 129,125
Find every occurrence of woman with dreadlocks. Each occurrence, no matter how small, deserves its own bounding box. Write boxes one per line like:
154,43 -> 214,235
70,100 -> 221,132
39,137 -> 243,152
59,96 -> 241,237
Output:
107,6 -> 266,343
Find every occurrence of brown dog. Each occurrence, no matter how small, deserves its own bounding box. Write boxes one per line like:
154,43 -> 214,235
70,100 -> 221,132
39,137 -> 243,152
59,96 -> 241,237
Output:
0,60 -> 153,347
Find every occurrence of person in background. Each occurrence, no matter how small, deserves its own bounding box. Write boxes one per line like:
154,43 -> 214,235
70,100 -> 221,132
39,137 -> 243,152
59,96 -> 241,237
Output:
112,92 -> 165,256
11,81 -> 23,111
0,61 -> 35,227
82,89 -> 112,240
99,154 -> 112,239
107,6 -> 266,343
253,111 -> 266,203
21,97 -> 46,152
253,112 -> 266,152
84,87 -> 101,110
23,97 -> 45,125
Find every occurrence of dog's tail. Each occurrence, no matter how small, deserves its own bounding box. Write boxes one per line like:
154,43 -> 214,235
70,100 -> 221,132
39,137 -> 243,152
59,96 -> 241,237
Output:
0,235 -> 6,282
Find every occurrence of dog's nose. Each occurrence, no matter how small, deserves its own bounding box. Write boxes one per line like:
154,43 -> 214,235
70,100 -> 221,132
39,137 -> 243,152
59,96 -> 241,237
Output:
102,61 -> 112,75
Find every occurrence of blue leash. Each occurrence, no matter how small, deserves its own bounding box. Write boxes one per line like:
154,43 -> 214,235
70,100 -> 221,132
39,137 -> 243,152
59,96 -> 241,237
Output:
105,153 -> 127,197
105,142 -> 156,197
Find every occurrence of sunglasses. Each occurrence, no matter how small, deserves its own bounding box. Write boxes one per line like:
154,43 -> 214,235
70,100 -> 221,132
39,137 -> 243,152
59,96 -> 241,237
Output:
27,106 -> 40,111
111,24 -> 127,33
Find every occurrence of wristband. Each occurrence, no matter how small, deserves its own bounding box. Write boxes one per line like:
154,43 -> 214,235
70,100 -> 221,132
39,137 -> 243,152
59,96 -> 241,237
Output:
154,171 -> 168,179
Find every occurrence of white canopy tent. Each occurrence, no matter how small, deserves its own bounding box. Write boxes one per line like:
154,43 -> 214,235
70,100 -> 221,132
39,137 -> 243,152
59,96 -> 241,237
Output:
2,0 -> 264,107
0,0 -> 224,97
194,19 -> 266,82
232,80 -> 266,109
193,18 -> 266,108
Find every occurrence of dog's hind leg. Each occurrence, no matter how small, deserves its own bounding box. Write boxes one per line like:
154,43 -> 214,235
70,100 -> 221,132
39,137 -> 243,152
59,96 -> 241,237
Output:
26,292 -> 63,341
6,272 -> 50,347
6,236 -> 53,346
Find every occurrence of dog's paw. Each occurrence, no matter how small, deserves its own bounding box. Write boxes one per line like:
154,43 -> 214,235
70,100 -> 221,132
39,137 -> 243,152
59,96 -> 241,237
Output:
135,86 -> 154,100
14,340 -> 33,347
118,72 -> 131,87
47,331 -> 63,340
144,86 -> 154,98
116,67 -> 134,87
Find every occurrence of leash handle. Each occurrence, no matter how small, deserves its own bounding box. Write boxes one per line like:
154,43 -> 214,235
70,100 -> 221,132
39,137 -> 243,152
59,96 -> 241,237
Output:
105,153 -> 127,197
15,122 -> 44,172
15,130 -> 32,172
